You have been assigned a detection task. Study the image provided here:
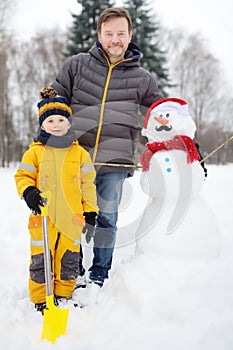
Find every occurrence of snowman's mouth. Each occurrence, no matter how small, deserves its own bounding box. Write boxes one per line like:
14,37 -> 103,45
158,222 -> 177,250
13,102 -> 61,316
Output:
156,125 -> 172,132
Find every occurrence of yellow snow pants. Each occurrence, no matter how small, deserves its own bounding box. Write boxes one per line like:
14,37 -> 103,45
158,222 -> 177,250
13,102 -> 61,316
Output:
28,215 -> 80,304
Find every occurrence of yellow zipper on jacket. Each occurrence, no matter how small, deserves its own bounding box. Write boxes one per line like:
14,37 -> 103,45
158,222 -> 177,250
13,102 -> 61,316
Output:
92,55 -> 133,163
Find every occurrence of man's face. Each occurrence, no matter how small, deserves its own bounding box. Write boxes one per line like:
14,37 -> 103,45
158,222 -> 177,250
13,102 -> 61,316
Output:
98,17 -> 132,64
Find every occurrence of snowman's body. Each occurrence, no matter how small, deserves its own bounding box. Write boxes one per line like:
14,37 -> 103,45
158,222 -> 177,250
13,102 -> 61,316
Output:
136,98 -> 221,260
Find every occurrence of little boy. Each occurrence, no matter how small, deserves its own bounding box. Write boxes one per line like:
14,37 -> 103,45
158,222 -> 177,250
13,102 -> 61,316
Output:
14,87 -> 98,313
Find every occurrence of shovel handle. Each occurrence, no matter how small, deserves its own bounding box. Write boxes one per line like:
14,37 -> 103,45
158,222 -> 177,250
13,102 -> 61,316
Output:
40,191 -> 53,297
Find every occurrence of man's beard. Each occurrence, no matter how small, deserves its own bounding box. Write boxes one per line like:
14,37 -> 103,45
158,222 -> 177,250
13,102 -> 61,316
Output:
106,44 -> 125,59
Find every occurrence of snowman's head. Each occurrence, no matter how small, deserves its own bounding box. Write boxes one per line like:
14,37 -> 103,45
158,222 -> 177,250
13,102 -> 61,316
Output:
142,98 -> 196,142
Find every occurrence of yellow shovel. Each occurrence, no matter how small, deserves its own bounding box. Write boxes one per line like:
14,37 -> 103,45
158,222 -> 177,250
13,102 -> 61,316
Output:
40,192 -> 69,344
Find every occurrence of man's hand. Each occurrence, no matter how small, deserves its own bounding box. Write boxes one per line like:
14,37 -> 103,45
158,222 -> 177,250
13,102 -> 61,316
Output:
82,212 -> 97,243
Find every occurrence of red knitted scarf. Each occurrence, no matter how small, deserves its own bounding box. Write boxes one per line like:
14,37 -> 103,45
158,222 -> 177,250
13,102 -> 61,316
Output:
140,135 -> 200,171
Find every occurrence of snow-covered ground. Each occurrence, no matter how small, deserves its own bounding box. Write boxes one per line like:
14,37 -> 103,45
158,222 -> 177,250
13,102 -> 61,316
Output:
0,164 -> 233,349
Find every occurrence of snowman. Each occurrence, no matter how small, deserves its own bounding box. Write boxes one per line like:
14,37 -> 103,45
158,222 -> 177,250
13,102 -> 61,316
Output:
136,98 -> 221,261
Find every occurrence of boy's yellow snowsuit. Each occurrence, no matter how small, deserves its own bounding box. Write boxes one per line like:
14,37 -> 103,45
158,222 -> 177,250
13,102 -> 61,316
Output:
14,140 -> 98,304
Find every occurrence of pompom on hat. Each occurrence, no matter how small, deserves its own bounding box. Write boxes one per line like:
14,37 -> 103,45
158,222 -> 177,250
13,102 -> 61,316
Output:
143,97 -> 189,129
37,86 -> 72,126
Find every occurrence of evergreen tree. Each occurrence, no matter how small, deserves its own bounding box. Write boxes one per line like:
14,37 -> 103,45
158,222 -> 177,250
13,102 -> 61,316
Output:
66,0 -> 115,56
123,0 -> 170,95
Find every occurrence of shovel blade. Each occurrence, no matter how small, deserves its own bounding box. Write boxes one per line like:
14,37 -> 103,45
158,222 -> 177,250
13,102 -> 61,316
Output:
41,295 -> 69,344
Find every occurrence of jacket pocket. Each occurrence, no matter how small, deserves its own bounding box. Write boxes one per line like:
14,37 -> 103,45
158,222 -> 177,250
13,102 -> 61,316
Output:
28,215 -> 42,230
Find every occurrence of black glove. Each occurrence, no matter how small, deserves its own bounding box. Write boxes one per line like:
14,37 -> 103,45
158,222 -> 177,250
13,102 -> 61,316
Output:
82,212 -> 97,243
23,186 -> 45,215
194,138 -> 208,178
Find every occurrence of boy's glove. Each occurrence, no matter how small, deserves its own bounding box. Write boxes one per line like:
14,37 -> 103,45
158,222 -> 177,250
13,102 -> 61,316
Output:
82,212 -> 97,243
23,186 -> 45,215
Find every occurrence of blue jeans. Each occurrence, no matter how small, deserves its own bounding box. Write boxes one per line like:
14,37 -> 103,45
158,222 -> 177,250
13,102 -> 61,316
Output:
88,172 -> 128,285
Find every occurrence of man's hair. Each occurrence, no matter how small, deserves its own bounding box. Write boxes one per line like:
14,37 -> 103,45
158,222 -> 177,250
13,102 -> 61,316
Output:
97,7 -> 132,34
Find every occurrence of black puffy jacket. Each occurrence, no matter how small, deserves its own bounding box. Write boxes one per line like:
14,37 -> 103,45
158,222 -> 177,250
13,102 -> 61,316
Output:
52,42 -> 162,174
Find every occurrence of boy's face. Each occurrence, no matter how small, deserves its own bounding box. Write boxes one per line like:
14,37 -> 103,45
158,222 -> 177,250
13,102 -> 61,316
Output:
98,17 -> 132,64
41,115 -> 71,136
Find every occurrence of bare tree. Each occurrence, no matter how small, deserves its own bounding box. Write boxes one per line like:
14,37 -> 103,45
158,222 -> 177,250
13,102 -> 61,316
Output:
0,0 -> 10,24
0,0 -> 16,166
159,27 -> 233,163
162,30 -> 220,131
178,37 -> 220,131
11,28 -> 68,160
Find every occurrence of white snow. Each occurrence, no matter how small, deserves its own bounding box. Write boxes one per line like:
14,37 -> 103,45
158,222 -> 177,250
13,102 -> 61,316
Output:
1,164 -> 233,349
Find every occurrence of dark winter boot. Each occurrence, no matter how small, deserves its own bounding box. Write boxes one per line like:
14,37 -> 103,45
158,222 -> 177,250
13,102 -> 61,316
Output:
54,295 -> 70,308
74,274 -> 87,289
35,302 -> 47,315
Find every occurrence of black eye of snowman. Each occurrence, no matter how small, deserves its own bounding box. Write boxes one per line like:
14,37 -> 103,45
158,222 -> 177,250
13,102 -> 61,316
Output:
159,113 -> 170,119
155,112 -> 173,132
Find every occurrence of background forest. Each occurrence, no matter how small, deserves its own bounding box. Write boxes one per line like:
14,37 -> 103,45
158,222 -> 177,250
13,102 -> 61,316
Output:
0,0 -> 232,167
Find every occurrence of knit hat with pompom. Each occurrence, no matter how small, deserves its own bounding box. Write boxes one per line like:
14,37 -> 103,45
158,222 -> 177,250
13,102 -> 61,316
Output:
37,86 -> 72,126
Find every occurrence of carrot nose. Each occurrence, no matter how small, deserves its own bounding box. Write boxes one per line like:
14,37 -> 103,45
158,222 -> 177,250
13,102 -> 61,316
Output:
154,116 -> 169,125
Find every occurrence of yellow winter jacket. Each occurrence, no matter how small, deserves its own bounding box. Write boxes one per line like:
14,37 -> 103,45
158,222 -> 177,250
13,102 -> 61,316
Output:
15,140 -> 98,240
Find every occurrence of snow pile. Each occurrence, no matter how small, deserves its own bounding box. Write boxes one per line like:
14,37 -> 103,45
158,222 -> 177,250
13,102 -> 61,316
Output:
0,165 -> 233,349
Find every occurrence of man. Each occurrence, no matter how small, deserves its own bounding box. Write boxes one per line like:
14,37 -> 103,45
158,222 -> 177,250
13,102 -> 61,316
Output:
52,7 -> 162,287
